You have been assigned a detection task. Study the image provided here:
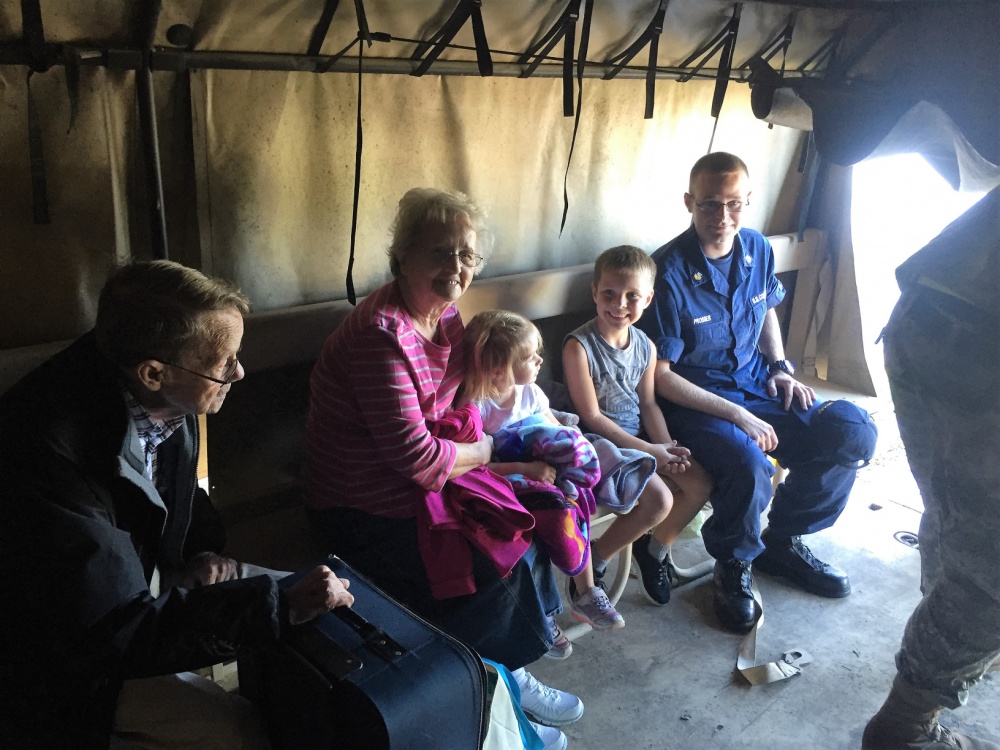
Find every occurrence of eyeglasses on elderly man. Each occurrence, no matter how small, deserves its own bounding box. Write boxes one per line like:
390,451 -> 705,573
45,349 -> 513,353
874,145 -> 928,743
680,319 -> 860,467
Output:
157,357 -> 241,386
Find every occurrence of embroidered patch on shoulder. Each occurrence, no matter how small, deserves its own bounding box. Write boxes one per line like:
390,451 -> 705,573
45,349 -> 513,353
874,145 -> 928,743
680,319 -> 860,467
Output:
693,315 -> 712,324
751,292 -> 766,305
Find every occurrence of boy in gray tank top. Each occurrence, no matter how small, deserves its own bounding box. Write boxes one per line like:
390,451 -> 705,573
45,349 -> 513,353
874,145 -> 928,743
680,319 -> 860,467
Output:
564,246 -> 713,605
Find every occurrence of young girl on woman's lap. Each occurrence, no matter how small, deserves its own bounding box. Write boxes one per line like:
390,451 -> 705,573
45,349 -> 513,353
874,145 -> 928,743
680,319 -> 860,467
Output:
462,310 -> 624,634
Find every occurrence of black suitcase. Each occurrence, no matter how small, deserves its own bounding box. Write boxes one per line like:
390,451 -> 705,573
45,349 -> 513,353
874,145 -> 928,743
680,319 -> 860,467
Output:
239,556 -> 488,749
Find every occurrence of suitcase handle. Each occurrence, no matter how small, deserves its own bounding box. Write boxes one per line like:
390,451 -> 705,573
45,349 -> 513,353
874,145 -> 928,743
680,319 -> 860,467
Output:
334,606 -> 408,663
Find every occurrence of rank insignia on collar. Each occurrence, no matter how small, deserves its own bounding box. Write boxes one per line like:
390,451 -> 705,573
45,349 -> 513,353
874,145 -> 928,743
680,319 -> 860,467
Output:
744,254 -> 753,265
693,271 -> 703,281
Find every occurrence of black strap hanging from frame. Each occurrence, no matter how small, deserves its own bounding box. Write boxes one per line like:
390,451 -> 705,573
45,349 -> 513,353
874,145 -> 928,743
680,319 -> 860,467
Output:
602,0 -> 669,120
25,72 -> 50,225
796,131 -> 819,242
346,39 -> 364,305
710,5 -> 739,119
307,0 -> 342,56
677,3 -> 742,119
63,46 -> 83,131
411,0 -> 492,77
518,0 -> 583,117
21,0 -> 46,63
22,0 -> 50,224
315,0 -> 384,73
342,0 -> 386,303
557,0 -> 593,235
354,0 -> 374,46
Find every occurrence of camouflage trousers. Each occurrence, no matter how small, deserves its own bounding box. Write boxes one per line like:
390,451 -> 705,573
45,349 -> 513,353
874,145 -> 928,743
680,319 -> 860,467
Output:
882,287 -> 1000,709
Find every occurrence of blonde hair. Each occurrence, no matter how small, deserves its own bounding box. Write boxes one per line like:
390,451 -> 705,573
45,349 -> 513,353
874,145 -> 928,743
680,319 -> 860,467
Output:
387,187 -> 491,277
593,245 -> 656,287
462,310 -> 541,404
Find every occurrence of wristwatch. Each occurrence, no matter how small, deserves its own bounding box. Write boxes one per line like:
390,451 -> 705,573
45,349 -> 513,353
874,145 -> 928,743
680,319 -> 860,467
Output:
768,359 -> 795,376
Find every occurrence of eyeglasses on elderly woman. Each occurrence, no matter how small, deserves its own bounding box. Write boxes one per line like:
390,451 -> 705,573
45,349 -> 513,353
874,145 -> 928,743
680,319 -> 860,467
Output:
429,248 -> 484,268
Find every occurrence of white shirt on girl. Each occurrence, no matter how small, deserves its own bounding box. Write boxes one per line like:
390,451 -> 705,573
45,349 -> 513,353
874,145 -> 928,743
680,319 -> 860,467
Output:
477,383 -> 550,436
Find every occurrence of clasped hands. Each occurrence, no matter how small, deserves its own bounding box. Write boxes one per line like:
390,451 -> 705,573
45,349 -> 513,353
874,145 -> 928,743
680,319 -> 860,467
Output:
649,441 -> 693,475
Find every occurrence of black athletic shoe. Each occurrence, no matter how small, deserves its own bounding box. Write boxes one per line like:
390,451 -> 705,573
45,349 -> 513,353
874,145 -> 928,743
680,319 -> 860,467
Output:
713,559 -> 756,633
754,530 -> 851,598
631,534 -> 674,606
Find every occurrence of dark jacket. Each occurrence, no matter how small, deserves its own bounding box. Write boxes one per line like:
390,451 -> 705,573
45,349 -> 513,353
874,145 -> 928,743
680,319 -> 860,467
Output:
0,332 -> 282,749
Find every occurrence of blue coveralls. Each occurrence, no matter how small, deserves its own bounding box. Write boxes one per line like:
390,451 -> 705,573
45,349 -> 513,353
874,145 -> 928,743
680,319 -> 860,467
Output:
637,226 -> 876,562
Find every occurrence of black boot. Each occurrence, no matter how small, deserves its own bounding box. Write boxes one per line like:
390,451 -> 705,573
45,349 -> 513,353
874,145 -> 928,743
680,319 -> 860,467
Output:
753,529 -> 851,598
862,676 -> 1000,749
713,559 -> 756,633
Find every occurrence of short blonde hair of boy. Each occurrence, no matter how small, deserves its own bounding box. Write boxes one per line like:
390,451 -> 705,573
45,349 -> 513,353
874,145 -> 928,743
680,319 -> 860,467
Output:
462,310 -> 541,404
592,245 -> 656,288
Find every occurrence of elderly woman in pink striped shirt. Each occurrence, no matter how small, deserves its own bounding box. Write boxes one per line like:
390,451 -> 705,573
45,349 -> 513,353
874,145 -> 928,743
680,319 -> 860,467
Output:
304,188 -> 584,740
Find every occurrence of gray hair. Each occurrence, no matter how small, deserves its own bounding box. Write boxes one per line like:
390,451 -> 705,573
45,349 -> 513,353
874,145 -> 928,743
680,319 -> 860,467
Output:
387,188 -> 491,277
95,260 -> 249,368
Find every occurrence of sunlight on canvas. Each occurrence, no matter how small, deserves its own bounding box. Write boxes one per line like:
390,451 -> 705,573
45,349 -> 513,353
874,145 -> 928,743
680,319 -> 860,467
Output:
852,153 -> 986,397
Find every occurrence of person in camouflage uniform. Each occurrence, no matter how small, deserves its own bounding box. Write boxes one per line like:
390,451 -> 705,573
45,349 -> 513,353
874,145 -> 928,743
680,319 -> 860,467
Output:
863,186 -> 1000,750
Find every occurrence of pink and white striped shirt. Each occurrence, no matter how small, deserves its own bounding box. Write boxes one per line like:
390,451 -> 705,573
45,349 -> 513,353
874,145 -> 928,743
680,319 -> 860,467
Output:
304,281 -> 465,518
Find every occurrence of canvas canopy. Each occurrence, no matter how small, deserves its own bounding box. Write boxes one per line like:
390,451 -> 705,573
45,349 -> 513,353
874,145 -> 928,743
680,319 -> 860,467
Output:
1,0 -> 997,394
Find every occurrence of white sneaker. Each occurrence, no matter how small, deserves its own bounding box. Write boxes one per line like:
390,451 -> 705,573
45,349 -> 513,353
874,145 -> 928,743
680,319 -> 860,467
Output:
529,720 -> 568,750
511,668 -> 584,726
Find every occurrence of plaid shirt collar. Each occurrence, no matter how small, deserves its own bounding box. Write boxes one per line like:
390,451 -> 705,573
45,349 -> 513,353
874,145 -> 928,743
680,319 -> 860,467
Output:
123,388 -> 185,482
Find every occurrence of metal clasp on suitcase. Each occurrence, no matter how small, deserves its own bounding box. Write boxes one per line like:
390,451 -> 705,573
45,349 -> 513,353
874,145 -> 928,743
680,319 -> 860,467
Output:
284,609 -> 408,681
285,624 -> 365,680
333,607 -> 408,663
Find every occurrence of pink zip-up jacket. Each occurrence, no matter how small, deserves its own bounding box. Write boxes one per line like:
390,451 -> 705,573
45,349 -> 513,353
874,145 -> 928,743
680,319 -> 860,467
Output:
419,404 -> 536,599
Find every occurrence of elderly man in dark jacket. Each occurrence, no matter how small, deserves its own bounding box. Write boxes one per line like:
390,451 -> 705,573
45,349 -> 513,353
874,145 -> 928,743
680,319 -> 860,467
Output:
0,261 -> 353,749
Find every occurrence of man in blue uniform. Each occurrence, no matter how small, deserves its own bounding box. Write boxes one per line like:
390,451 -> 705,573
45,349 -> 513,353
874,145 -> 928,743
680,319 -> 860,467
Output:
637,152 -> 877,633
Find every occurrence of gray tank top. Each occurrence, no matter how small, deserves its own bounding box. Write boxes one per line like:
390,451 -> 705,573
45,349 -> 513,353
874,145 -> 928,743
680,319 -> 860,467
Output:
565,318 -> 651,436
